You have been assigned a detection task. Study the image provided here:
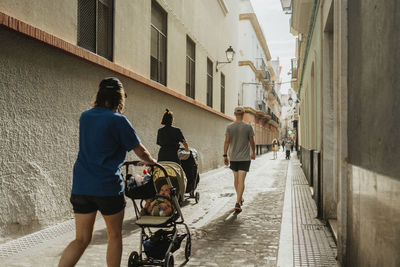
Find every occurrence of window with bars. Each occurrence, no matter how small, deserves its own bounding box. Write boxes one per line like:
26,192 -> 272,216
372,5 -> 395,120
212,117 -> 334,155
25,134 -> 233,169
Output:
77,0 -> 113,60
186,36 -> 195,99
221,73 -> 225,113
151,0 -> 167,86
207,58 -> 213,107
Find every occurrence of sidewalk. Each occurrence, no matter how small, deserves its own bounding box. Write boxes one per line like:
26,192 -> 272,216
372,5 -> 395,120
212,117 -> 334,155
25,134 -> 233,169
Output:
0,152 -> 337,266
277,154 -> 337,267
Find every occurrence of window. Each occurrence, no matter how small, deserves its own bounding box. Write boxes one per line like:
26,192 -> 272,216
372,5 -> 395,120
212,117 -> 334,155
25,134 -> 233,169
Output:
78,0 -> 114,60
186,36 -> 195,98
207,58 -> 213,107
151,0 -> 167,85
220,73 -> 225,113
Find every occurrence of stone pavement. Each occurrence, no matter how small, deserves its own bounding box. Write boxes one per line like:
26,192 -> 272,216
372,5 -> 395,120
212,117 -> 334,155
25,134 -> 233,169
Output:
0,152 -> 337,267
174,177 -> 286,266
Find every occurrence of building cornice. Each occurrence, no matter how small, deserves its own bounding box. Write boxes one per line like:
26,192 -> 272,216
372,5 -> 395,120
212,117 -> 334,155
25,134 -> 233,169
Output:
239,60 -> 275,84
217,0 -> 229,15
239,13 -> 271,61
238,60 -> 257,74
0,11 -> 233,122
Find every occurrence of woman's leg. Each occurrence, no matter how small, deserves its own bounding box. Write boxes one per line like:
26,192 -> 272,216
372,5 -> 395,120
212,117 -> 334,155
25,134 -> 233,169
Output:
103,209 -> 125,267
58,212 -> 97,267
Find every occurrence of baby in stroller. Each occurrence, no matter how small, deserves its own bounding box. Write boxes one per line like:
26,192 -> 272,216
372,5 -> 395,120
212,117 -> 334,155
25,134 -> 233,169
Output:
144,184 -> 173,216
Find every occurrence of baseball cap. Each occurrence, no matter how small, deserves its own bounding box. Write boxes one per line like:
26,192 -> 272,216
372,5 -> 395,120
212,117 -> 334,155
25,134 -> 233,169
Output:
99,77 -> 123,90
234,106 -> 245,114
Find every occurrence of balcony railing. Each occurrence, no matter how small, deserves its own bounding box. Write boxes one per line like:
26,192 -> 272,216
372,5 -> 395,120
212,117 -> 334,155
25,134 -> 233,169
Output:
271,112 -> 280,125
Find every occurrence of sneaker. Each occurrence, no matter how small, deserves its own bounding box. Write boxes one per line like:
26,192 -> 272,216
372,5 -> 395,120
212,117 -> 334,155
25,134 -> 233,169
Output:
234,203 -> 242,212
240,198 -> 244,206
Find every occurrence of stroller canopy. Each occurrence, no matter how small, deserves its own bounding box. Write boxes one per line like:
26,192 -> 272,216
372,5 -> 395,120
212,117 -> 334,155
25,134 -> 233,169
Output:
151,161 -> 187,200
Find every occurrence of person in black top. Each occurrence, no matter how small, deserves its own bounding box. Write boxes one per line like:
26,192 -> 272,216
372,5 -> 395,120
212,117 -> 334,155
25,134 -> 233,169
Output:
157,109 -> 189,164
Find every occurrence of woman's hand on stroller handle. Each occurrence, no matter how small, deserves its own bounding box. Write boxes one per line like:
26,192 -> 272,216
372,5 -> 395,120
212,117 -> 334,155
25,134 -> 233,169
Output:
123,160 -> 157,167
138,159 -> 157,166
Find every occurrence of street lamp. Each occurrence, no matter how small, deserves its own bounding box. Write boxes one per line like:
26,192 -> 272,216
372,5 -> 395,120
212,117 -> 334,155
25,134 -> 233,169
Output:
216,46 -> 235,72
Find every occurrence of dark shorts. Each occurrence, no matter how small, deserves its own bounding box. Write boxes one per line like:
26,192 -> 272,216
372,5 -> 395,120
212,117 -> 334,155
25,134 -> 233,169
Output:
229,161 -> 251,172
70,194 -> 126,216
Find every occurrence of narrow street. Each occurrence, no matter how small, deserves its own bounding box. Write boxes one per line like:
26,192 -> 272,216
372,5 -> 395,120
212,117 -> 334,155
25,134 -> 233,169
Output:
1,152 -> 289,266
0,151 -> 339,266
1,1 -> 398,266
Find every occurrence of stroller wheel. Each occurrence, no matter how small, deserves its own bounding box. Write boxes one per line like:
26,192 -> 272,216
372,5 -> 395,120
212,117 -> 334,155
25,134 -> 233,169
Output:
195,192 -> 200,204
185,235 -> 192,261
128,251 -> 140,267
163,253 -> 174,267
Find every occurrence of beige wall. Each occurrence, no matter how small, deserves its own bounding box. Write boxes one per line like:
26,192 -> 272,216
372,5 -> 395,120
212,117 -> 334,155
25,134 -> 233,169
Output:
347,165 -> 400,266
0,24 -> 231,238
114,0 -> 151,77
0,0 -> 77,43
0,0 -> 239,113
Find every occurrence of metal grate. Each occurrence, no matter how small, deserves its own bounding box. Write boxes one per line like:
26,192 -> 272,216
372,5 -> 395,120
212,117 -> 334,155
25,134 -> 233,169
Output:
97,0 -> 113,60
78,0 -> 96,53
0,219 -> 75,259
77,0 -> 113,60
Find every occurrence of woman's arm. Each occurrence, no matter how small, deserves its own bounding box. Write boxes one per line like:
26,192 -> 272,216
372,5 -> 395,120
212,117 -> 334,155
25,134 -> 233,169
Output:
133,143 -> 157,165
182,140 -> 189,152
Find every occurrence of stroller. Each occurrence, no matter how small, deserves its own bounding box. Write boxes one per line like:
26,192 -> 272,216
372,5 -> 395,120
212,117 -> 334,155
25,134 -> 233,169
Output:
178,147 -> 200,203
123,161 -> 191,267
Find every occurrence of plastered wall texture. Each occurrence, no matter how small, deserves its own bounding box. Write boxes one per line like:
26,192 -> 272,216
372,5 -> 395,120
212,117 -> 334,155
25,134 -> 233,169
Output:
346,1 -> 400,265
0,28 -> 230,238
347,165 -> 400,266
348,0 -> 400,180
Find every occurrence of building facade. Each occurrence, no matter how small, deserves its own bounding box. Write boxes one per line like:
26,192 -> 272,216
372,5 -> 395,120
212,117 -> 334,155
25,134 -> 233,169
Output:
0,0 -> 242,237
237,0 -> 281,153
284,0 -> 400,266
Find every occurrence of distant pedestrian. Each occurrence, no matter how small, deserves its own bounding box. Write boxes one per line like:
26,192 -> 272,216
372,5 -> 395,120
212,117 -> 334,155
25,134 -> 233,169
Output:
156,109 -> 189,164
285,140 -> 292,159
58,77 -> 157,267
223,107 -> 256,212
282,140 -> 285,152
272,139 -> 278,160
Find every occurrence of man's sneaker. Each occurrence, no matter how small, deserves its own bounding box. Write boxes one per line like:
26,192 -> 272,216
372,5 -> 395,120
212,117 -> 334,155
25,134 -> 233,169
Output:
234,203 -> 242,212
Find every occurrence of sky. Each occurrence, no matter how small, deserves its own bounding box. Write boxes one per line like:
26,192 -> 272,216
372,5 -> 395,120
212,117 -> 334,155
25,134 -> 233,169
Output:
250,0 -> 296,95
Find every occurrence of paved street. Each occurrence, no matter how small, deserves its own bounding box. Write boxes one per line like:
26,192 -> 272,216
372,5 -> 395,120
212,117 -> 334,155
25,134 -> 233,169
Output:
0,151 -> 337,267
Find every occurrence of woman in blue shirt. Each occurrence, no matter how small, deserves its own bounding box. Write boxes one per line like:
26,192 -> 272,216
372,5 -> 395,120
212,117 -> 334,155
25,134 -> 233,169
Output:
59,77 -> 156,267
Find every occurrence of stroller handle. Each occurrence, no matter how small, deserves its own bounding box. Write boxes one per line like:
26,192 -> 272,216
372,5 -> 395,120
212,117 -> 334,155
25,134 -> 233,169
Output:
122,161 -> 169,178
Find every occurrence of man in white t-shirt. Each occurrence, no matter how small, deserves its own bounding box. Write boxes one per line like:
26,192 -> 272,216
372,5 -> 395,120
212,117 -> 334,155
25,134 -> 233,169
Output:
223,107 -> 255,212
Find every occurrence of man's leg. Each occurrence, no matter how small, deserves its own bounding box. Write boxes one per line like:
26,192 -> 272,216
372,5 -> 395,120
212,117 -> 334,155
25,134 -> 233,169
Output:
58,212 -> 97,267
103,209 -> 125,267
236,170 -> 247,204
233,170 -> 239,196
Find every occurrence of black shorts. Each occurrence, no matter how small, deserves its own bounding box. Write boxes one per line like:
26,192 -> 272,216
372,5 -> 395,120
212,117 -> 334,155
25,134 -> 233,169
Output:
70,194 -> 126,216
229,161 -> 251,172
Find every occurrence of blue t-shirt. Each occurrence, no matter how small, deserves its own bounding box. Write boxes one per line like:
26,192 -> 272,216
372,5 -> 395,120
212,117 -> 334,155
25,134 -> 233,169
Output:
72,107 -> 140,196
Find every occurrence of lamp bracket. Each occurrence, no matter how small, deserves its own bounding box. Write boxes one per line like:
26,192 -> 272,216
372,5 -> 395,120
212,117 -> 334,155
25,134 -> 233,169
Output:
216,60 -> 232,72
